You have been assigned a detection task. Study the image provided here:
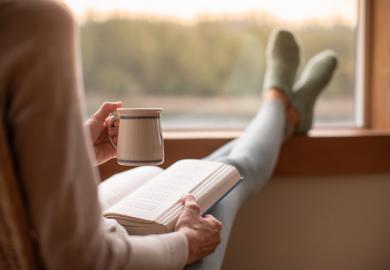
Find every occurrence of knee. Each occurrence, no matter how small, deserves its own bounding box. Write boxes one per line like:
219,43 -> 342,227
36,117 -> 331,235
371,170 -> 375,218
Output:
218,155 -> 253,180
220,155 -> 269,189
16,0 -> 76,43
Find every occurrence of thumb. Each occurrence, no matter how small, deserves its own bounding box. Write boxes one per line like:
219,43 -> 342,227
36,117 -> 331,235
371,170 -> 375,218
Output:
91,101 -> 122,122
182,194 -> 200,216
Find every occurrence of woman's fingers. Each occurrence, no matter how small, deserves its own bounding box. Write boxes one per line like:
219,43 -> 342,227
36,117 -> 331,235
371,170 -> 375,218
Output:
111,137 -> 118,145
182,195 -> 200,216
175,194 -> 223,264
91,101 -> 122,122
204,214 -> 222,231
108,126 -> 119,136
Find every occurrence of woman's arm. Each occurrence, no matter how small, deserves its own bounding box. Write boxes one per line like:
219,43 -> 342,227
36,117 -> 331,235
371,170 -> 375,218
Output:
3,1 -> 189,269
3,1 -> 222,269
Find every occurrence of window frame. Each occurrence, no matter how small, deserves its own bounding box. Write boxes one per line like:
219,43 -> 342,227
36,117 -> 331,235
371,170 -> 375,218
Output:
99,0 -> 390,180
356,0 -> 369,127
364,0 -> 390,129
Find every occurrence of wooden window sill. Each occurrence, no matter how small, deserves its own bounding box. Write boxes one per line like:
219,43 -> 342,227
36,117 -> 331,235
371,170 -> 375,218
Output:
98,129 -> 390,180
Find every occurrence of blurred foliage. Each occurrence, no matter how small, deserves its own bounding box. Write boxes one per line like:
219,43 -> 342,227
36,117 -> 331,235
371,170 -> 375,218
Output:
80,16 -> 356,97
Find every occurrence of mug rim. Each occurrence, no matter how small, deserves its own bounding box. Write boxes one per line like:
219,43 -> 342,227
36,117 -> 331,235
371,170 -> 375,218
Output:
117,108 -> 163,116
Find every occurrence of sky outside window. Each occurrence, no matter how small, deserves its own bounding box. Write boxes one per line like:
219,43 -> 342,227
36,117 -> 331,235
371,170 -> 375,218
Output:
63,0 -> 355,24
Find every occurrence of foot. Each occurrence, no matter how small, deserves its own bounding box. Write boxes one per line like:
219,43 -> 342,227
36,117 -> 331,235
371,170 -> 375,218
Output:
291,50 -> 338,133
263,29 -> 300,100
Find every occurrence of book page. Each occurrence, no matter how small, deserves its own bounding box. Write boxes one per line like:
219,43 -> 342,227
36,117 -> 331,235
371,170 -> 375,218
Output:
104,160 -> 223,221
98,166 -> 163,211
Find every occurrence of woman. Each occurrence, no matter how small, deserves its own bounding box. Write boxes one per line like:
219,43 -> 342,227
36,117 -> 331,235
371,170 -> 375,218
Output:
0,0 -> 337,269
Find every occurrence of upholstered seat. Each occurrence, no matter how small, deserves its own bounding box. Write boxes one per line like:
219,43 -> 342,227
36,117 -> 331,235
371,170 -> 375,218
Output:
0,108 -> 42,269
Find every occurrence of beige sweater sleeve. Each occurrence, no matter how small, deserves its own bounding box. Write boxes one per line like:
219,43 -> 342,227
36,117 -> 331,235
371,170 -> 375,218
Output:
0,1 -> 187,269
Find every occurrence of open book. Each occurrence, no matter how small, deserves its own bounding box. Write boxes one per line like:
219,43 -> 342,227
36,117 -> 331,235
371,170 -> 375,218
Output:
102,159 -> 242,235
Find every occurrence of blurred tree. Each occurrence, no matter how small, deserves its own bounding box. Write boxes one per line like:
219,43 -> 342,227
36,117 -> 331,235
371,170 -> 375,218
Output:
80,15 -> 355,98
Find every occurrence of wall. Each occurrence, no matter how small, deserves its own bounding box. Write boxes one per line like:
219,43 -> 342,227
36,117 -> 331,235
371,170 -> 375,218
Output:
223,174 -> 390,270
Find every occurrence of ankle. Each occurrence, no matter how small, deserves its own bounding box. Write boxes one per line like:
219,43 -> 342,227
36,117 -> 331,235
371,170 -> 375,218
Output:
264,88 -> 289,108
264,88 -> 300,131
286,105 -> 300,130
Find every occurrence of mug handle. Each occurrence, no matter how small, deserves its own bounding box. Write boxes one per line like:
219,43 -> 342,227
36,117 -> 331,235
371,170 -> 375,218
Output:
107,112 -> 120,150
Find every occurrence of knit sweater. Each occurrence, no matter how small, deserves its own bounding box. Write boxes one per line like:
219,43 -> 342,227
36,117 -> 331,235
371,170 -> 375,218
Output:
0,0 -> 188,269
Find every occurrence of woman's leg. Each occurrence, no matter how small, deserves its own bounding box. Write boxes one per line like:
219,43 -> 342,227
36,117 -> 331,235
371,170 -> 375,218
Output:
187,95 -> 287,270
186,29 -> 338,269
204,139 -> 236,161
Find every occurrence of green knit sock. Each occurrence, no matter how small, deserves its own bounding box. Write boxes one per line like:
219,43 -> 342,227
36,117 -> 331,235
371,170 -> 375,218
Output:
263,29 -> 300,99
292,50 -> 338,133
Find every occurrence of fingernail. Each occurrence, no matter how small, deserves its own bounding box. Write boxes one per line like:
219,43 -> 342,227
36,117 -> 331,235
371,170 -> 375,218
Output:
186,194 -> 196,201
179,194 -> 186,203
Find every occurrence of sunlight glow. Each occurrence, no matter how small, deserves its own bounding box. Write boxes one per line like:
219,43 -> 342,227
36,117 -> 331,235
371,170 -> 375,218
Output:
61,0 -> 357,25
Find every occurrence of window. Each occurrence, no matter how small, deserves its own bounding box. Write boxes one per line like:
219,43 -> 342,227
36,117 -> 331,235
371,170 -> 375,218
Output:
63,0 -> 358,129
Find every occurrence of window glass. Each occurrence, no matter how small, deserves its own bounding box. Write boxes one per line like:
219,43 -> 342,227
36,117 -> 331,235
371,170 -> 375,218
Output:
63,0 -> 357,129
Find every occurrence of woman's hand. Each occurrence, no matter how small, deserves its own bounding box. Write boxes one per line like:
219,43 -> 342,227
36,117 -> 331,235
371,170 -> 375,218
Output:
175,195 -> 222,264
85,101 -> 122,165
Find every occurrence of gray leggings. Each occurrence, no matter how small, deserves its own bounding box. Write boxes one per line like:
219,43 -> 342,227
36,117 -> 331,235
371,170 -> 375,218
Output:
186,99 -> 286,269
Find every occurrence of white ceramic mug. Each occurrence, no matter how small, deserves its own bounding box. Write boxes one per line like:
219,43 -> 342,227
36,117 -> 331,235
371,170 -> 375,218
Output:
108,108 -> 164,166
